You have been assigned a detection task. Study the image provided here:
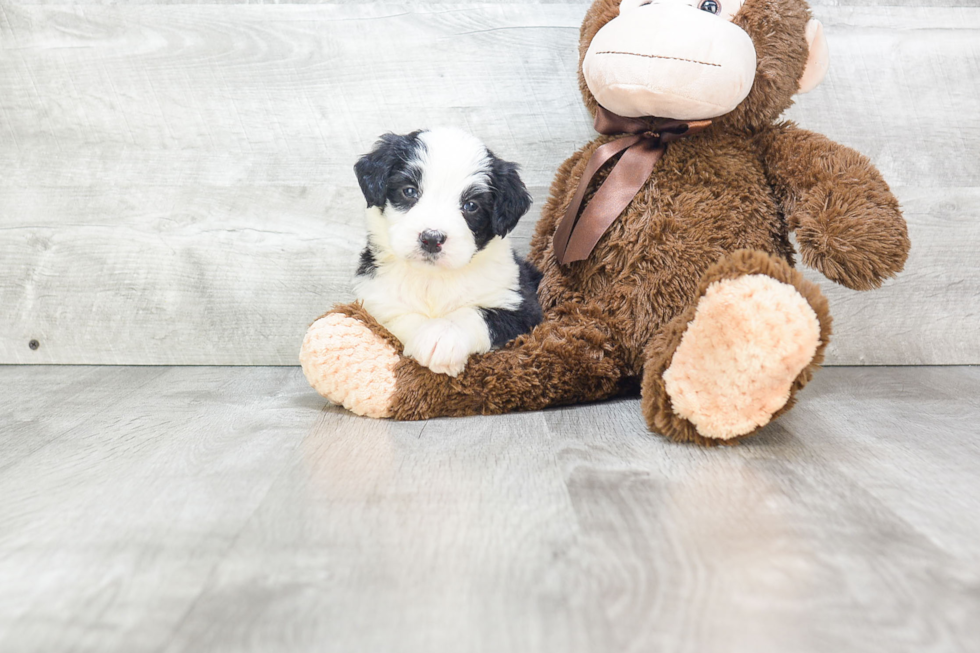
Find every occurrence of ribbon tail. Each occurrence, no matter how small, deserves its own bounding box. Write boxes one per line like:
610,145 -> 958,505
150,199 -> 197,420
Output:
553,135 -> 641,263
559,141 -> 665,264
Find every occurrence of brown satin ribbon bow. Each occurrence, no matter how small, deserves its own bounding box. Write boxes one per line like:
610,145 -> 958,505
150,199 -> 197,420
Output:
552,106 -> 712,265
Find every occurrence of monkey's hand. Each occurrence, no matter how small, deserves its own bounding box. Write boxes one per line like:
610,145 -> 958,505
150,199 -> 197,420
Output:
758,122 -> 910,291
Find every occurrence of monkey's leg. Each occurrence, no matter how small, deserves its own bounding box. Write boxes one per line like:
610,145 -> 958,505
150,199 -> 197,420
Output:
641,250 -> 832,446
300,302 -> 631,420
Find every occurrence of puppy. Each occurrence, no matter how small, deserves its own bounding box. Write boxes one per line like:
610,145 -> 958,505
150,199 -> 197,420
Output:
352,127 -> 543,377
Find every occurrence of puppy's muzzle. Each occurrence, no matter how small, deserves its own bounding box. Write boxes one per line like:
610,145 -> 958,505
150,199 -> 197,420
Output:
419,230 -> 447,254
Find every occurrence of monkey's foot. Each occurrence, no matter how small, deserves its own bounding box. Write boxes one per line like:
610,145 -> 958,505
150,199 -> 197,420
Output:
664,274 -> 820,439
300,310 -> 400,418
642,250 -> 831,445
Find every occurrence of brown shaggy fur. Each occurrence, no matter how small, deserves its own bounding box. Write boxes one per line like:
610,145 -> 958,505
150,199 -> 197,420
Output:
318,0 -> 909,444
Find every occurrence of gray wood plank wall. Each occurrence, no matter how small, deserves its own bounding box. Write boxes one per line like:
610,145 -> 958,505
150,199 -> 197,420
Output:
1,0 -> 978,365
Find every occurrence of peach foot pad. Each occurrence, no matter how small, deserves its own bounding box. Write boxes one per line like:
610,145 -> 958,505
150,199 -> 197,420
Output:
299,313 -> 399,418
663,274 -> 821,440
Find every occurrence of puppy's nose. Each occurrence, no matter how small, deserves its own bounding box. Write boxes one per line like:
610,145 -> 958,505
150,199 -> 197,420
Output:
419,230 -> 447,254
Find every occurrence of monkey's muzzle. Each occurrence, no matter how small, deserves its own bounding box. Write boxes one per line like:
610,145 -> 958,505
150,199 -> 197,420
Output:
583,1 -> 757,120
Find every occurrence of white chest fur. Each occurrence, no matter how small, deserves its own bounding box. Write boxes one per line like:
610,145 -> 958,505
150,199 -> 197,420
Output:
353,208 -> 522,365
356,236 -> 520,322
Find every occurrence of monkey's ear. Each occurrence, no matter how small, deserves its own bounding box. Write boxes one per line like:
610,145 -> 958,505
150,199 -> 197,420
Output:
798,19 -> 830,94
489,156 -> 532,238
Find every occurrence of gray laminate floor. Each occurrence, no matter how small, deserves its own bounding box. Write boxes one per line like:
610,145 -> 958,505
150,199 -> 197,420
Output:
1,365 -> 978,653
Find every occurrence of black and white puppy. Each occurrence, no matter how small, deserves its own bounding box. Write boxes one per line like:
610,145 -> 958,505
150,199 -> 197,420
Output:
352,127 -> 543,377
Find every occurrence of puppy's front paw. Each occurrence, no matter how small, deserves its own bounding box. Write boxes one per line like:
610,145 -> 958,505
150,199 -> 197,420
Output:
406,319 -> 472,377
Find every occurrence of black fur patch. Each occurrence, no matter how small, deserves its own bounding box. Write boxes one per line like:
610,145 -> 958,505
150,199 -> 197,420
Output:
460,186 -> 496,250
356,244 -> 378,277
479,255 -> 544,348
487,152 -> 533,238
460,151 -> 532,251
353,131 -> 424,209
385,166 -> 424,212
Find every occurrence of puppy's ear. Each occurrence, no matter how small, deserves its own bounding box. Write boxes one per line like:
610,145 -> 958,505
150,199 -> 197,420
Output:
489,155 -> 532,237
353,132 -> 420,208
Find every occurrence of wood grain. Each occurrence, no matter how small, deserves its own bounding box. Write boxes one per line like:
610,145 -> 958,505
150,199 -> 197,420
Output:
0,366 -> 323,653
1,3 -> 978,364
1,365 -> 978,652
0,365 -> 168,468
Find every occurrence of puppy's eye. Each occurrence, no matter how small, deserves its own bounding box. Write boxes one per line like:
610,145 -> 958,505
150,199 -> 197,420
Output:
402,186 -> 418,199
462,201 -> 479,213
698,0 -> 721,13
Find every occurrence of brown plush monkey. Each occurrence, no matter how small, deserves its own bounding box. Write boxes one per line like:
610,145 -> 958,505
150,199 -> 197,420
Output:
300,0 -> 909,445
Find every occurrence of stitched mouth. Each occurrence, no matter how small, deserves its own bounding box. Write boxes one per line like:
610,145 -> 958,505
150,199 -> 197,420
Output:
595,51 -> 721,68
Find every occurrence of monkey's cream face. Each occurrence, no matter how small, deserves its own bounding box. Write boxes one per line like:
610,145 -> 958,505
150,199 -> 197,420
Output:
583,0 -> 755,120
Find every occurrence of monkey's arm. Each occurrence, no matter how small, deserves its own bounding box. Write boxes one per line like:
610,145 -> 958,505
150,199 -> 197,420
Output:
757,122 -> 910,290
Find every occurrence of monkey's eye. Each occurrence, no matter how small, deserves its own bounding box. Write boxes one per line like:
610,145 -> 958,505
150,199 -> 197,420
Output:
402,186 -> 419,199
698,0 -> 721,13
462,200 -> 479,213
